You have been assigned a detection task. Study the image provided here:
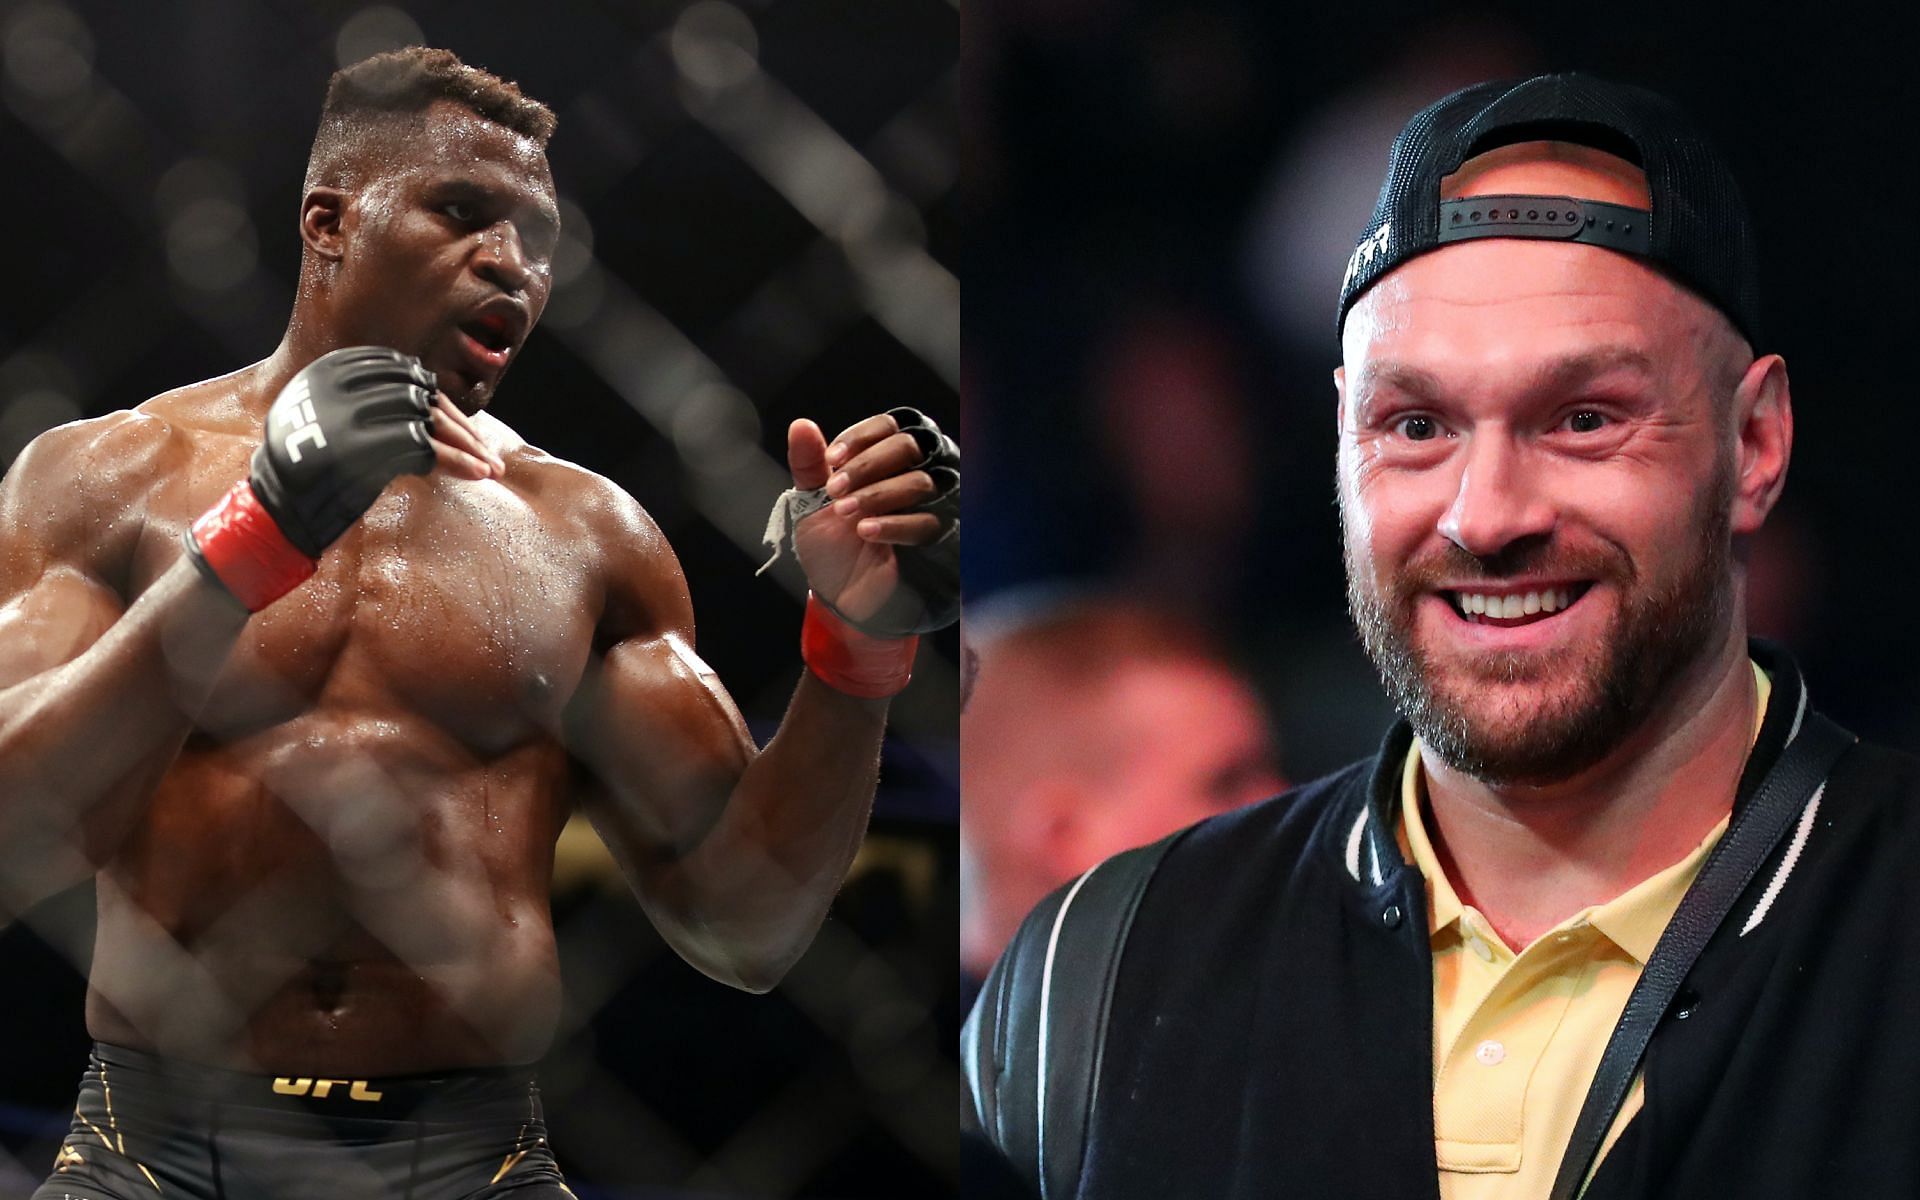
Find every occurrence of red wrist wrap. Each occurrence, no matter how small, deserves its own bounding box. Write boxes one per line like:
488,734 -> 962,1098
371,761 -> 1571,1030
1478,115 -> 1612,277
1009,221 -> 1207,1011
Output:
802,594 -> 917,698
188,480 -> 318,612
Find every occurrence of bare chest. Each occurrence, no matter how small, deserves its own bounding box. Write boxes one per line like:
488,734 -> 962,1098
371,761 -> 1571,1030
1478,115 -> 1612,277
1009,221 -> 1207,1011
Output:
137,463 -> 599,752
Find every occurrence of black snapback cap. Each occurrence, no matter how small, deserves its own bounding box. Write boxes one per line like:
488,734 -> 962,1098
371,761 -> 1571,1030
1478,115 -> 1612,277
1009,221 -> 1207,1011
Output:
1336,72 -> 1761,348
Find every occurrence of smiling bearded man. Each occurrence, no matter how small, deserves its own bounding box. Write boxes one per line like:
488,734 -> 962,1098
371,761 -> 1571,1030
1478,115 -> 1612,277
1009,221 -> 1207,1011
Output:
964,73 -> 1920,1200
1336,132 -> 1750,793
1343,446 -> 1733,786
1340,216 -> 1742,789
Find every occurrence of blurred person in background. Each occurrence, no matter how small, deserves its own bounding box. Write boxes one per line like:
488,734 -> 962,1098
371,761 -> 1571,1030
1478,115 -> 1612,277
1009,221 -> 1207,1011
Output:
965,73 -> 1920,1200
0,46 -> 958,1200
959,591 -> 1282,997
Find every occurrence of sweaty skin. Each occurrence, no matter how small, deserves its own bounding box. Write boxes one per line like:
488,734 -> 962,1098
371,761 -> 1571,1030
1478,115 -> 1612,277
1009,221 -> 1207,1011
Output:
2,372 -> 797,1074
31,384 -> 596,1072
0,101 -> 940,1077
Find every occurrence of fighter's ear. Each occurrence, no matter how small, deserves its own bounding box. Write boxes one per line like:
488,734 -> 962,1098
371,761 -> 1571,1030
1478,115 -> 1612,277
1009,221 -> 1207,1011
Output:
300,187 -> 348,261
1333,365 -> 1349,433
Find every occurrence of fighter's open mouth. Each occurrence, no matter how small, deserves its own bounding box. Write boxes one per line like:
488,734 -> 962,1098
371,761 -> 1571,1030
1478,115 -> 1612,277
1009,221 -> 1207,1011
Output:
459,316 -> 512,353
1443,582 -> 1593,626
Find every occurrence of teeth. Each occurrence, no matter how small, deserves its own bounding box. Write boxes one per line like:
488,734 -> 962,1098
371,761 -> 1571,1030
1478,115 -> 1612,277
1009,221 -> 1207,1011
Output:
1452,587 -> 1579,620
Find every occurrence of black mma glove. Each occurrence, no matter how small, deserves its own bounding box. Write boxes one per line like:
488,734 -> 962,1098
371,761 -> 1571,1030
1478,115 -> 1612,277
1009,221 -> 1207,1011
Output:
185,346 -> 437,610
248,346 -> 439,555
837,406 -> 960,637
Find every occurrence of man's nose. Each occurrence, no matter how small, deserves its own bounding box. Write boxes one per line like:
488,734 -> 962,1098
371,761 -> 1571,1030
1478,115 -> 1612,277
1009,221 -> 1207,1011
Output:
1436,432 -> 1556,558
474,223 -> 532,293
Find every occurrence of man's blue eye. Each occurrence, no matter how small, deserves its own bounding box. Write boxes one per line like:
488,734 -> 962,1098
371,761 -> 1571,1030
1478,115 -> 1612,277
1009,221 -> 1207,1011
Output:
1396,414 -> 1440,441
1566,410 -> 1607,433
444,202 -> 474,222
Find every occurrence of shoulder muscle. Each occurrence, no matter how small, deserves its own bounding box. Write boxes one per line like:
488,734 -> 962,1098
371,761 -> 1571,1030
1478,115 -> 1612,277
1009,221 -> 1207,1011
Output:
0,411 -> 181,596
515,451 -> 692,644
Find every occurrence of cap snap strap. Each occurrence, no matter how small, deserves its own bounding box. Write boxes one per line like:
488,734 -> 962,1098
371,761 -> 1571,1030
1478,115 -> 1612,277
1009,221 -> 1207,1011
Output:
1438,194 -> 1651,255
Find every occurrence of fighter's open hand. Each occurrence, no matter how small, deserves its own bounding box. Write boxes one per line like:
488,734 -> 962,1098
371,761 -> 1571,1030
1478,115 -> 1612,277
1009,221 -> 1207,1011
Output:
788,409 -> 960,635
427,392 -> 506,482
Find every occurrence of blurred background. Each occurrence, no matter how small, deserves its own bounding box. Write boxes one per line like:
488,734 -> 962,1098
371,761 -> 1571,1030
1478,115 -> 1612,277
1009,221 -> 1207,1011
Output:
967,1 -> 1920,783
962,1 -> 1920,1005
0,0 -> 956,1196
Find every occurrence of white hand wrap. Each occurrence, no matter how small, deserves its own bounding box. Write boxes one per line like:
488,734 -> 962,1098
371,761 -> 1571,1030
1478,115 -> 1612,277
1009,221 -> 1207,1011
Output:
756,485 -> 832,575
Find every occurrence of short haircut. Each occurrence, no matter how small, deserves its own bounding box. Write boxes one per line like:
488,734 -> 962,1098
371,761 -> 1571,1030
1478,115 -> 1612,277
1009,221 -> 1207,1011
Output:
304,47 -> 556,192
966,589 -> 1232,688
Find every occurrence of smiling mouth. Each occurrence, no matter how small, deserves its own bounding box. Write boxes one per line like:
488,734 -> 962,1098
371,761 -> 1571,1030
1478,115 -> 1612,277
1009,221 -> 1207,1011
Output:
1442,582 -> 1594,626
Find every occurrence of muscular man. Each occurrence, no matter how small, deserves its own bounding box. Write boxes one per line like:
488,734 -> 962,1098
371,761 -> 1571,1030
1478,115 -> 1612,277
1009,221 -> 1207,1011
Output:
965,74 -> 1920,1199
1,48 -> 957,1199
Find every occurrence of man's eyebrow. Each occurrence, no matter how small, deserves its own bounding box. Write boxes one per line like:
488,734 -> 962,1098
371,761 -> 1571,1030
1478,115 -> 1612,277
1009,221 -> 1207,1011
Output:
431,177 -> 561,234
1353,347 -> 1654,413
1520,346 -> 1654,397
1350,362 -> 1446,412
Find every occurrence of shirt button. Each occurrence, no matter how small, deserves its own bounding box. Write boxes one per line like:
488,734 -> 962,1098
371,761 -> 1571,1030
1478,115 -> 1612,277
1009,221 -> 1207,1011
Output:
1475,1039 -> 1506,1066
1469,937 -> 1494,962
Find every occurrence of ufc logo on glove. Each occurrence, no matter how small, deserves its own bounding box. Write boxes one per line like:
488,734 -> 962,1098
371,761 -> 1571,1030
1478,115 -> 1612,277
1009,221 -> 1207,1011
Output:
272,378 -> 329,463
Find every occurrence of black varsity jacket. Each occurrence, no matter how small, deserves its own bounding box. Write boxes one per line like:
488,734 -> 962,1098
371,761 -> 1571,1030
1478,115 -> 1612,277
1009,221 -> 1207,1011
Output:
963,643 -> 1920,1198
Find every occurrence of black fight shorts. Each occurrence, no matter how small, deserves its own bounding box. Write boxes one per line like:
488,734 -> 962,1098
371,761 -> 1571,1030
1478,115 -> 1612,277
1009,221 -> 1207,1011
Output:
32,1043 -> 575,1199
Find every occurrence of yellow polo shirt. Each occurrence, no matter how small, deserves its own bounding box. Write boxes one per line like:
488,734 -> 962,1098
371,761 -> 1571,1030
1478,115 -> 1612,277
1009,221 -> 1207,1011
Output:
1400,663 -> 1770,1198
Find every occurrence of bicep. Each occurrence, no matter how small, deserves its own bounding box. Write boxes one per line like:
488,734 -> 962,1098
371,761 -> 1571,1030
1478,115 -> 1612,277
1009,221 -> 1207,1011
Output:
564,626 -> 757,861
0,565 -> 125,690
557,474 -> 761,878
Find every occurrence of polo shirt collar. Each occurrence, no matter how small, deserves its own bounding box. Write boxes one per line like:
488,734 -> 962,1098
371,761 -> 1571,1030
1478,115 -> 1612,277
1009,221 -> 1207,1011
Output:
1582,812 -> 1730,962
1354,642 -> 1804,939
1397,747 -> 1463,936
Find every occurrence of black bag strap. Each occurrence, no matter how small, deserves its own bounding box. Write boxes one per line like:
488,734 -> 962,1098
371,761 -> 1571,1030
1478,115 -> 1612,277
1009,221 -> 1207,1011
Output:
960,830 -> 1180,1200
1548,709 -> 1855,1200
1034,832 -> 1178,1200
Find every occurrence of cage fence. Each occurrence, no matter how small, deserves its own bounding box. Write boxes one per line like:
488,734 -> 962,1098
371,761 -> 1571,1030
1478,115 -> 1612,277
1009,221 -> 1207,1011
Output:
0,1 -> 958,1196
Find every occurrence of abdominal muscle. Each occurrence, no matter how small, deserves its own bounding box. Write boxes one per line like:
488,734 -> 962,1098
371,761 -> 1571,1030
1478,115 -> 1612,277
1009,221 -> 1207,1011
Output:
83,710 -> 575,1076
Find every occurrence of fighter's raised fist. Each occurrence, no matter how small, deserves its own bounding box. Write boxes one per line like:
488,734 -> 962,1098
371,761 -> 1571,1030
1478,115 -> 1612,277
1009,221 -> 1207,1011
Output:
186,346 -> 451,611
249,345 -> 438,557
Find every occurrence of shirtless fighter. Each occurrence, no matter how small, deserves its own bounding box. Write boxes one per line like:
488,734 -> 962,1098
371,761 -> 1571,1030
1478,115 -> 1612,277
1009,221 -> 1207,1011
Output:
1,48 -> 958,1200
